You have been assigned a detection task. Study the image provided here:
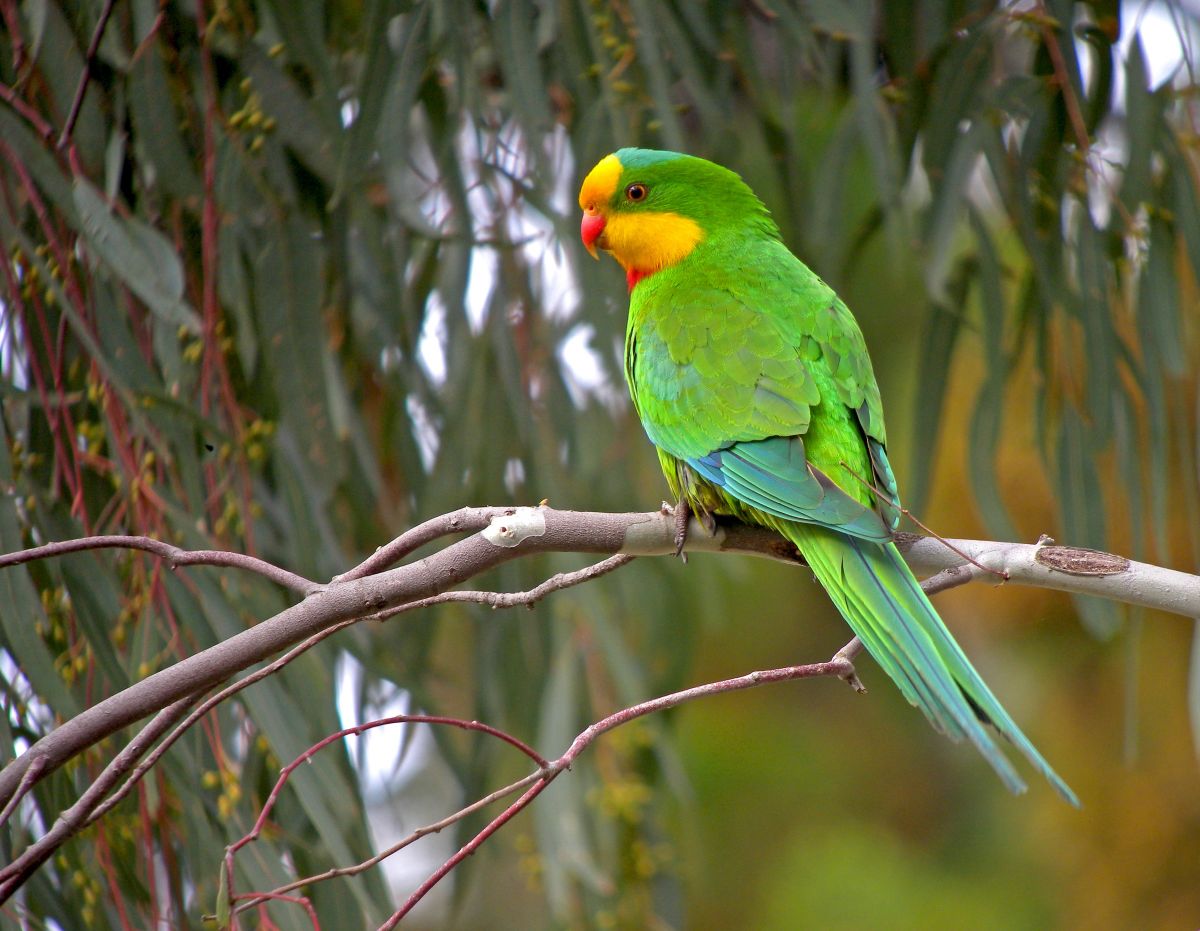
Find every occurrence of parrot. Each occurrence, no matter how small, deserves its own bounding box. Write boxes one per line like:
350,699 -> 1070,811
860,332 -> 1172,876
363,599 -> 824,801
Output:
578,147 -> 1077,805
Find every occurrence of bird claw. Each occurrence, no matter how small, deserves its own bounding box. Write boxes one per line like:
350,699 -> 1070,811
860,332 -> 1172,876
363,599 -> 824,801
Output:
672,499 -> 691,562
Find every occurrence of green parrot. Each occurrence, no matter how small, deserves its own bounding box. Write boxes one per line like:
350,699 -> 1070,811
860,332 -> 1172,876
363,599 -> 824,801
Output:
579,148 -> 1077,804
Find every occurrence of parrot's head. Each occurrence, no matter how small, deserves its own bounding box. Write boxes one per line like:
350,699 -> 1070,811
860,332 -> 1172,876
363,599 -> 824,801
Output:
578,148 -> 778,288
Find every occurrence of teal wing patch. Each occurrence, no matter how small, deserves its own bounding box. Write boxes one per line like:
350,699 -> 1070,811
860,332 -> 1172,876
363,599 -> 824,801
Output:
688,437 -> 891,542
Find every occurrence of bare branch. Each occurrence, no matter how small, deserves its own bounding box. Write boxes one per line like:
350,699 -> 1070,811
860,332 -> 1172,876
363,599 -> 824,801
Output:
2,509 -> 1194,818
1,505 -> 1197,906
0,550 -> 630,889
334,506 -> 517,582
230,890 -> 319,931
382,649 -> 858,927
0,694 -> 202,896
369,553 -> 637,618
57,0 -> 118,150
228,714 -> 545,862
0,82 -> 55,141
894,532 -> 1200,616
241,562 -> 885,918
1034,2 -> 1092,154
232,771 -> 545,918
0,534 -> 322,595
223,714 -> 551,926
86,619 -> 360,828
0,757 -> 45,829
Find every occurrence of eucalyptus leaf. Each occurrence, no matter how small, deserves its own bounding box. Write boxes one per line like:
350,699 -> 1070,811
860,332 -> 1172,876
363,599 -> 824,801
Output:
72,179 -> 201,332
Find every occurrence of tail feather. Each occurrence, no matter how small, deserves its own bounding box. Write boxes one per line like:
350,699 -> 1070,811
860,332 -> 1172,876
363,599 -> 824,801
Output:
791,523 -> 1079,806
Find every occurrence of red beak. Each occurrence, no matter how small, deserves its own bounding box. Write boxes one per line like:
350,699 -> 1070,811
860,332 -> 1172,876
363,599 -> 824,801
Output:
580,212 -> 606,259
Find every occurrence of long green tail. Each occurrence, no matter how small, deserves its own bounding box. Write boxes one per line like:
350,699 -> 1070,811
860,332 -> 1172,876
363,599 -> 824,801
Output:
791,522 -> 1079,806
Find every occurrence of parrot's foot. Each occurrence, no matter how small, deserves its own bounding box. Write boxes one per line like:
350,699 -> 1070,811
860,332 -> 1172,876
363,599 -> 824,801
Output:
672,498 -> 690,562
666,498 -> 717,562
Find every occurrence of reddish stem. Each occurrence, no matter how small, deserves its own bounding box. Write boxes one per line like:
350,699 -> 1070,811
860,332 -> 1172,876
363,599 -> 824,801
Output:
225,714 -> 549,928
381,777 -> 553,929
0,140 -> 94,525
0,82 -> 54,140
227,891 -> 319,931
194,0 -> 220,419
383,657 -> 854,926
93,827 -> 136,931
229,715 -> 546,861
57,0 -> 118,150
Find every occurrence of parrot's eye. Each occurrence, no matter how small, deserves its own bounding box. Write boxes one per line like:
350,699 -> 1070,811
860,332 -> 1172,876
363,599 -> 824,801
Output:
625,183 -> 648,202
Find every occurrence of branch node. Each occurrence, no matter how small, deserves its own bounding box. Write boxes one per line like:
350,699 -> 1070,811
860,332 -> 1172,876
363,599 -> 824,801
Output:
482,507 -> 547,548
830,658 -> 866,694
831,638 -> 867,693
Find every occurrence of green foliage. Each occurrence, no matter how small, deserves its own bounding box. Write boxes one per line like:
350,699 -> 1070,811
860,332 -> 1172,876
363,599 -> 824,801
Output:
1,1 -> 1198,928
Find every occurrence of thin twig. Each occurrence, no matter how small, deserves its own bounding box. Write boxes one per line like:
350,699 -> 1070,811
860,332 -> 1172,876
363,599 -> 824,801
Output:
0,757 -> 45,828
839,461 -> 1007,582
0,535 -> 323,595
228,891 -> 320,931
382,650 -> 857,927
0,694 -> 201,895
0,82 -> 55,141
227,716 -> 545,859
86,620 -> 360,827
920,563 -> 986,597
96,554 -> 624,825
367,553 -> 637,620
1036,3 -> 1091,153
233,771 -> 544,917
381,779 -> 551,930
57,0 -> 118,149
224,714 -> 549,925
333,506 -> 514,582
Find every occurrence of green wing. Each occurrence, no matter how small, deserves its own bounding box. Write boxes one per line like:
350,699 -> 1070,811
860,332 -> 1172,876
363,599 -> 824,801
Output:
627,240 -> 900,538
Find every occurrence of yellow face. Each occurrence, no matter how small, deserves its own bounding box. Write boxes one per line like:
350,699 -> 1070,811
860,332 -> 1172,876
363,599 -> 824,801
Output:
578,153 -> 703,278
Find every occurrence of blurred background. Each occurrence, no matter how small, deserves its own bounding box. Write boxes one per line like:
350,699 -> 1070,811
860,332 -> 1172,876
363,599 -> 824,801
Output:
1,0 -> 1199,928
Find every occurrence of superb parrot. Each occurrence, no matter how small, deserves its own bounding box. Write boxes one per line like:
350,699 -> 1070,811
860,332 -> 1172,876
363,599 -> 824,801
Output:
579,148 -> 1076,804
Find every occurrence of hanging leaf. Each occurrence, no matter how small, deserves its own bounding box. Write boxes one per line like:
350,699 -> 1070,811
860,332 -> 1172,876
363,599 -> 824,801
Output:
72,178 -> 201,332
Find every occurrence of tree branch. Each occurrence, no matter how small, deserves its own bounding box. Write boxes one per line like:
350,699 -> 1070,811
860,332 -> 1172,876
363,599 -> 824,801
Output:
231,770 -> 546,918
893,532 -> 1200,616
0,534 -> 322,595
333,506 -> 519,582
0,505 -> 1196,905
57,0 -> 117,150
380,649 -> 860,929
0,694 -> 203,897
